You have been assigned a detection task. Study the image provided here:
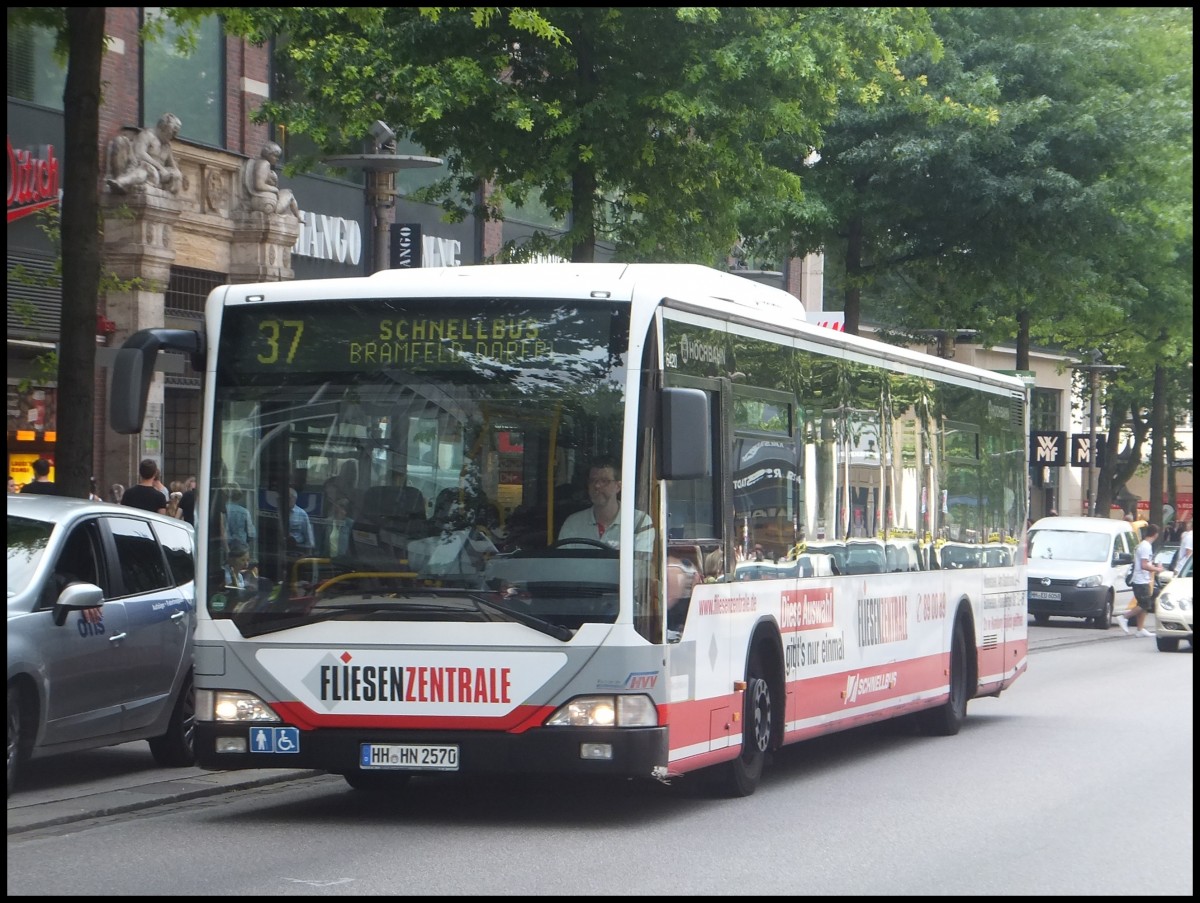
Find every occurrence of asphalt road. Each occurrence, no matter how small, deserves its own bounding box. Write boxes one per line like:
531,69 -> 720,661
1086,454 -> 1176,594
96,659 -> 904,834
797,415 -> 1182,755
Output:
6,615 -> 1180,837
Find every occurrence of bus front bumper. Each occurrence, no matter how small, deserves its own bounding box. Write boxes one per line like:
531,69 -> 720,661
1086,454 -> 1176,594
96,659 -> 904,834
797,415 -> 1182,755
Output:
195,723 -> 669,779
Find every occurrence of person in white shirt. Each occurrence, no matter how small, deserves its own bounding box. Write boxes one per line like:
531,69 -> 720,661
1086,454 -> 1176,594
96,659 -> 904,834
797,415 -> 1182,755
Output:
1118,522 -> 1164,637
1174,520 -> 1192,570
557,456 -> 653,552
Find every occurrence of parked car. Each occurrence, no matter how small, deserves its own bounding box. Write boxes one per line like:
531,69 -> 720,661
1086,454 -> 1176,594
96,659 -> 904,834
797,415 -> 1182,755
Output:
1026,516 -> 1138,628
1153,554 -> 1193,653
7,495 -> 196,796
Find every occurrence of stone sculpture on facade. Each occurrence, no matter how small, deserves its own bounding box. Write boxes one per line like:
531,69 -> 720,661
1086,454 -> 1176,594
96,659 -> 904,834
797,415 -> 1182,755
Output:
105,112 -> 184,194
240,141 -> 300,218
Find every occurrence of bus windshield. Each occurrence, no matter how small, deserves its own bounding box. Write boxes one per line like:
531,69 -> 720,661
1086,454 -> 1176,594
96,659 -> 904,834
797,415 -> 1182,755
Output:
206,296 -> 635,636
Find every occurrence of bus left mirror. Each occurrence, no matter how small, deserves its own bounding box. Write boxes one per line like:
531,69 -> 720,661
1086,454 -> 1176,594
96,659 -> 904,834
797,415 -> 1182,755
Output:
110,328 -> 205,434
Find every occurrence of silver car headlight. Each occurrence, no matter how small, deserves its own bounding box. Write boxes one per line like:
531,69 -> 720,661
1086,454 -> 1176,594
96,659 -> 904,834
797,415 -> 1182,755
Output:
545,695 -> 658,727
196,689 -> 281,723
1075,575 -> 1103,588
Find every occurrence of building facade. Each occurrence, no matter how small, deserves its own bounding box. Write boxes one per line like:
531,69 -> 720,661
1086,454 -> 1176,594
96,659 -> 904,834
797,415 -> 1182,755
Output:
7,10 -> 524,494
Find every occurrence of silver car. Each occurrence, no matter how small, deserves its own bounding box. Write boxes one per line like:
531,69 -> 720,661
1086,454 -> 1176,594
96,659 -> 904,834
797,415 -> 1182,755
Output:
7,494 -> 196,796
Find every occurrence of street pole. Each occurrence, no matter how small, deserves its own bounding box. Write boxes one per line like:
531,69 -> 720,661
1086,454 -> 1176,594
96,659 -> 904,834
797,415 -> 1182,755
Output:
322,121 -> 442,274
1087,368 -> 1098,516
1072,352 -> 1123,518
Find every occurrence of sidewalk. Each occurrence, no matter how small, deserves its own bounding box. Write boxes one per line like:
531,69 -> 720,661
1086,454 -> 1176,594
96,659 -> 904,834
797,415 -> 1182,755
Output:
7,743 -> 321,835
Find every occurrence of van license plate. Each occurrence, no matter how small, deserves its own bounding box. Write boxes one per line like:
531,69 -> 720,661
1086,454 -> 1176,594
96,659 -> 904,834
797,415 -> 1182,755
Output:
1029,591 -> 1061,601
360,743 -> 459,771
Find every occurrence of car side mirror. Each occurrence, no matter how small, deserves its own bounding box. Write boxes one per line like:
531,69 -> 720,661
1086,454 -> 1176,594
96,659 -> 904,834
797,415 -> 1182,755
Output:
52,582 -> 105,627
1114,552 -> 1133,566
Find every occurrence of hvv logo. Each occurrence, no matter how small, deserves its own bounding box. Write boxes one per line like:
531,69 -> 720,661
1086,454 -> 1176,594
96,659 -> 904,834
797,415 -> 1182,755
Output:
624,671 -> 658,690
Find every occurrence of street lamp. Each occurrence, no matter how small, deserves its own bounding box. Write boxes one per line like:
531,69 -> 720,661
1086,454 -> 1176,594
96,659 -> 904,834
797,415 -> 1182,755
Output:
1071,351 -> 1124,517
322,121 -> 442,273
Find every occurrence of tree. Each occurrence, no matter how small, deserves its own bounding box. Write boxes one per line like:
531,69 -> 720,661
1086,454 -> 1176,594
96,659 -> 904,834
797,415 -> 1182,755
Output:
786,7 -> 1191,516
8,7 -> 105,500
225,7 -> 937,263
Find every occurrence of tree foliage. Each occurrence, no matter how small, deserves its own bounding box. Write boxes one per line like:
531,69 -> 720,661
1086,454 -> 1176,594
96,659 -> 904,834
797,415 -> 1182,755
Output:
223,7 -> 938,263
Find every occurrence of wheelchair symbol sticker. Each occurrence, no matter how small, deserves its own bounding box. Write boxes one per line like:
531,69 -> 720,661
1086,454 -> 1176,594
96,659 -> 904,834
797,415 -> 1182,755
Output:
249,727 -> 300,754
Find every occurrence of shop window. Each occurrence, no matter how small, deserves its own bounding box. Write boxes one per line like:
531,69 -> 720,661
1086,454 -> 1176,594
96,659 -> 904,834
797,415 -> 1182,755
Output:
7,22 -> 67,110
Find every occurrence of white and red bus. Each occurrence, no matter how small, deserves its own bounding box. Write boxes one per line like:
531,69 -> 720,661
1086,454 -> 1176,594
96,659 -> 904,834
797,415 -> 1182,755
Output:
111,263 -> 1028,796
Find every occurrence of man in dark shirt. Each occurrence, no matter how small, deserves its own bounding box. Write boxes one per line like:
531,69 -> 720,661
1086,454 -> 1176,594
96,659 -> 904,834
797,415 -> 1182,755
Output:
179,475 -> 197,525
20,458 -> 59,495
121,458 -> 168,514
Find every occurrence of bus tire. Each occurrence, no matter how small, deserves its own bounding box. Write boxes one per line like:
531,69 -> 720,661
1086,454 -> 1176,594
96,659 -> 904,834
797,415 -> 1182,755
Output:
711,649 -> 772,798
343,771 -> 411,793
917,614 -> 970,737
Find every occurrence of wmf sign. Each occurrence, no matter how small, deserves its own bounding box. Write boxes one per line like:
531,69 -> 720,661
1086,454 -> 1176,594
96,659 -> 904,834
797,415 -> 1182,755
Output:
1070,434 -> 1105,468
1030,431 -> 1067,467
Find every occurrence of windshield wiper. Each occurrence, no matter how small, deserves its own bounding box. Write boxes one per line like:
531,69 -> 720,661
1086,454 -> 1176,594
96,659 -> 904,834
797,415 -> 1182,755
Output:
468,594 -> 573,641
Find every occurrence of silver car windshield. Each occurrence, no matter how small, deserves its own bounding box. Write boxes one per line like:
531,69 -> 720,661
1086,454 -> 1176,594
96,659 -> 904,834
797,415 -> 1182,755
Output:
7,516 -> 54,595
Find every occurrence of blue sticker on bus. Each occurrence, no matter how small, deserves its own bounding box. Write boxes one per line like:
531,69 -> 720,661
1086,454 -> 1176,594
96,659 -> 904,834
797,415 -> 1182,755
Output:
249,726 -> 299,754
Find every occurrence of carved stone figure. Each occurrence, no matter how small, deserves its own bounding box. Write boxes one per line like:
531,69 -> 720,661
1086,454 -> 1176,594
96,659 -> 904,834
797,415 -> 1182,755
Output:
106,113 -> 184,195
240,141 -> 300,218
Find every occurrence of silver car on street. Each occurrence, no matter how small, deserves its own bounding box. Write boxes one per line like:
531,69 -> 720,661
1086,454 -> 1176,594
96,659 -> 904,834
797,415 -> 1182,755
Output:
7,494 -> 196,796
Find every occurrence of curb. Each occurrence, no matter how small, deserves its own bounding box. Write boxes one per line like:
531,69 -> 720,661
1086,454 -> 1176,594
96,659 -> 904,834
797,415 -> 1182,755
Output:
7,769 -> 324,836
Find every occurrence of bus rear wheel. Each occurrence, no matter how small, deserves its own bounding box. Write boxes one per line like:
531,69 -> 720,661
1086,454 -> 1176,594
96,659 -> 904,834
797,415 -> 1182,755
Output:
711,650 -> 772,798
917,616 -> 969,737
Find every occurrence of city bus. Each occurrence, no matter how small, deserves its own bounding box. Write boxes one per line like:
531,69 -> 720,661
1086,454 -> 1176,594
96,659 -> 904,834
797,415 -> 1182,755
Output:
110,262 -> 1029,797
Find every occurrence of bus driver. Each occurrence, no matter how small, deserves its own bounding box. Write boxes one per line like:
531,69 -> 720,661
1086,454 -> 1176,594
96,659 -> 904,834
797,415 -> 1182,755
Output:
558,456 -> 654,552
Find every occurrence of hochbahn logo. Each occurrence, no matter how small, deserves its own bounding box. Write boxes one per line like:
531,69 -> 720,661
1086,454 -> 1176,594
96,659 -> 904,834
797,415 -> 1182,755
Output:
7,138 -> 60,223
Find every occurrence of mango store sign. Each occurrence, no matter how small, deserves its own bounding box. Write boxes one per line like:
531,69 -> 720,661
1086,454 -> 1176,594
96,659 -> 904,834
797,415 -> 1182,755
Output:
292,211 -> 463,268
293,209 -> 363,266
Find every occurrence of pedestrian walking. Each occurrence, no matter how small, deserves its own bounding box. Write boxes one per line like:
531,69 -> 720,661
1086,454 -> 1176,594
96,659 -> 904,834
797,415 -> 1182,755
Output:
179,475 -> 198,525
1173,519 -> 1192,570
20,458 -> 58,494
122,458 -> 168,514
1117,522 -> 1163,637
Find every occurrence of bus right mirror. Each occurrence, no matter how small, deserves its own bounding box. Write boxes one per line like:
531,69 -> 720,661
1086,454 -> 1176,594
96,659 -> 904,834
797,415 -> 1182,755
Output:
661,387 -> 711,480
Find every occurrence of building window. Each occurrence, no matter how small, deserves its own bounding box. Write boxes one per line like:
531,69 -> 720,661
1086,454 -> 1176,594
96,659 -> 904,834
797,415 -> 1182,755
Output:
6,22 -> 67,110
1030,387 -> 1060,434
165,266 -> 225,317
142,10 -> 224,147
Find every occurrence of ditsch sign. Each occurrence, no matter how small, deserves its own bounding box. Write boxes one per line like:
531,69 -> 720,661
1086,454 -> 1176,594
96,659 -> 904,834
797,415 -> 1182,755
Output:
7,137 -> 61,223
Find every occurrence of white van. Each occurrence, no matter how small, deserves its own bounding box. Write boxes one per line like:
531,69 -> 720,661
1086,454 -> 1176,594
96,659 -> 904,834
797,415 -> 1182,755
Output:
1026,516 -> 1139,628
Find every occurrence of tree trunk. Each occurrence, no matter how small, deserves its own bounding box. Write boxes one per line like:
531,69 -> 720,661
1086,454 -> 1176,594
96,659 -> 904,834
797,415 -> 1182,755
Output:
56,8 -> 106,499
843,212 -> 864,335
1148,355 -> 1167,527
1015,308 -> 1030,372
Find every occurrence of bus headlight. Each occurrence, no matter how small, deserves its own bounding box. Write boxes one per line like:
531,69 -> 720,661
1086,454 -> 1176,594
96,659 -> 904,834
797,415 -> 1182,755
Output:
197,689 -> 281,723
545,695 -> 658,728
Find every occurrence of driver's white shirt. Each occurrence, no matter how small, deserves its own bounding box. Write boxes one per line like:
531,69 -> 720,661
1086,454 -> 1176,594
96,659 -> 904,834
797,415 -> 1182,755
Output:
558,506 -> 654,551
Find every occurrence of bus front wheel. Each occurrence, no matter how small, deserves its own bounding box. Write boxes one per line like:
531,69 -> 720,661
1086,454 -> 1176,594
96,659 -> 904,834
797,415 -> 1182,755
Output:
711,650 -> 772,798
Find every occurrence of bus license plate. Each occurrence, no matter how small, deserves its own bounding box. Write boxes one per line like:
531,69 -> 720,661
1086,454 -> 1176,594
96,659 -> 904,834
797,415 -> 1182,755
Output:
1029,591 -> 1061,601
360,743 -> 459,771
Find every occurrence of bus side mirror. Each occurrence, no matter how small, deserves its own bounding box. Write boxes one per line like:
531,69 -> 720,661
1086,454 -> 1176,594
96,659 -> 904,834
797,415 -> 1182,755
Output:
661,387 -> 711,480
111,329 -> 205,434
